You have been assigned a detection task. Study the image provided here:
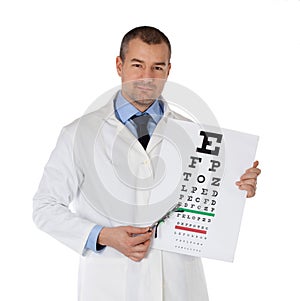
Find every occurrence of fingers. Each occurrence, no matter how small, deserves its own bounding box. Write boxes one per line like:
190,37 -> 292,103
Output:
237,182 -> 256,198
252,160 -> 259,169
245,160 -> 261,175
99,226 -> 153,262
236,160 -> 261,198
125,231 -> 152,262
128,228 -> 153,245
126,226 -> 151,236
127,239 -> 152,262
239,172 -> 258,182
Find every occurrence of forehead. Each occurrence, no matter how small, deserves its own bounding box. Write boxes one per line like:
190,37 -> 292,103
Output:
124,38 -> 170,62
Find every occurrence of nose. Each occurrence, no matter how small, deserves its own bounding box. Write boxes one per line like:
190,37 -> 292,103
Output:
141,67 -> 155,81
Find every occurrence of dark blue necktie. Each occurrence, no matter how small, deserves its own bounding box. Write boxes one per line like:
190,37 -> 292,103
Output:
131,114 -> 151,149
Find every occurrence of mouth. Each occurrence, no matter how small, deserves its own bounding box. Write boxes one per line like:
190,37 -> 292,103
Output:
135,85 -> 155,91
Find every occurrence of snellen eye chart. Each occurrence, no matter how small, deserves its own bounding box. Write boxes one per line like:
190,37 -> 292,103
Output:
151,120 -> 258,262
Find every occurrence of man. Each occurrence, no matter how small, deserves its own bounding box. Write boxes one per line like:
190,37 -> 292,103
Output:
33,26 -> 261,300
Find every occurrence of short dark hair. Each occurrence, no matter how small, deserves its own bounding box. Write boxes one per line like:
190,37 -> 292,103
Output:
119,26 -> 171,62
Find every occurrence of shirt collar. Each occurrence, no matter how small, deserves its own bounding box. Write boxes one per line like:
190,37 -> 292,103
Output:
115,91 -> 164,124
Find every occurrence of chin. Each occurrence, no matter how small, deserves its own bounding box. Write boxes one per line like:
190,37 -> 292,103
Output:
134,98 -> 155,108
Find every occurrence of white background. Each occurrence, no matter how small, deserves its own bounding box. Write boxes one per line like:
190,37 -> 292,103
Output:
1,0 -> 299,300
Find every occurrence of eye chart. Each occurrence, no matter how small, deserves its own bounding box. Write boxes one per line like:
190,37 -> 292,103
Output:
151,119 -> 259,262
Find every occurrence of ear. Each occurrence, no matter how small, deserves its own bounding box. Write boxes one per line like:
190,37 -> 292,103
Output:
167,62 -> 171,76
116,56 -> 123,77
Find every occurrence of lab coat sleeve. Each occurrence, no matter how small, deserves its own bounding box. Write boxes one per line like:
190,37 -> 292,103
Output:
33,125 -> 97,255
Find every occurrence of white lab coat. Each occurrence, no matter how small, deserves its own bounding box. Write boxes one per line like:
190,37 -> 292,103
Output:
33,96 -> 209,301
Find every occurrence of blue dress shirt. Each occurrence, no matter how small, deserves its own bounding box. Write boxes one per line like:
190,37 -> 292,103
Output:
85,91 -> 164,252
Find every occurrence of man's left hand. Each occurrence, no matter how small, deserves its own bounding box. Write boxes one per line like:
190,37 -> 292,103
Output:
236,160 -> 261,198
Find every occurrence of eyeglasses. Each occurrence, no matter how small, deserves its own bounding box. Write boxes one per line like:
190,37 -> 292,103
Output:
149,202 -> 183,238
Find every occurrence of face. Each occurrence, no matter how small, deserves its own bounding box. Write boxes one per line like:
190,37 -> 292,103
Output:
116,38 -> 171,112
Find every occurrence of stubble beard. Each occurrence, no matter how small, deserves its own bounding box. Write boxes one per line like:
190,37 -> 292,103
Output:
123,79 -> 165,111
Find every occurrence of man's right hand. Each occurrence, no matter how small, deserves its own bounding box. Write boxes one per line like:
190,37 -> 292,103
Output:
97,226 -> 153,262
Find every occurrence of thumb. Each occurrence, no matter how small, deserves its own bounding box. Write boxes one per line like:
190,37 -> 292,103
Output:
127,226 -> 150,235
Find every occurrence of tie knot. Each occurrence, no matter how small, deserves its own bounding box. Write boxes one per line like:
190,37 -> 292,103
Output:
131,114 -> 151,126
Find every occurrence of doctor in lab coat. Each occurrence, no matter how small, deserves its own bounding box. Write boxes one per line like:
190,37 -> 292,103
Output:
33,26 -> 261,301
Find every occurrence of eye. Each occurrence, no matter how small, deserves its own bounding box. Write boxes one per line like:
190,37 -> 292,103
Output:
132,63 -> 142,68
153,66 -> 164,71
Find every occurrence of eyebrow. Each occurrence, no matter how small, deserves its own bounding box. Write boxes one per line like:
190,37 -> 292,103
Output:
131,58 -> 167,66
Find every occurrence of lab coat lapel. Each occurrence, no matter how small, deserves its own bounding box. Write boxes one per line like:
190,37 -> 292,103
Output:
146,101 -> 173,153
99,99 -> 154,208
